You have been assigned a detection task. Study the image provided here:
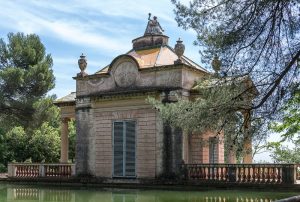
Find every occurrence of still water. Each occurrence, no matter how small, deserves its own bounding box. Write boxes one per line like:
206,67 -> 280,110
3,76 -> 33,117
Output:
0,183 -> 298,202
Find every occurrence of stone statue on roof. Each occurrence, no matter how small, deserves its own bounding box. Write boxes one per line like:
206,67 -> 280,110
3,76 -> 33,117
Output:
144,13 -> 164,35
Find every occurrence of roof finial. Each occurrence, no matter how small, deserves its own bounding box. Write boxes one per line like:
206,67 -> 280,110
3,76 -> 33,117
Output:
144,13 -> 164,35
174,38 -> 185,64
77,53 -> 88,77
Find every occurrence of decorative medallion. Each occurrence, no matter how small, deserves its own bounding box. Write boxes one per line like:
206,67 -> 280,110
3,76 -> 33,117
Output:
113,61 -> 138,87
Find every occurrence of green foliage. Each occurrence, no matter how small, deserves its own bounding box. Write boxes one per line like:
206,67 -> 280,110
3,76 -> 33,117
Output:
0,164 -> 6,172
31,96 -> 60,130
172,0 -> 300,117
0,32 -> 55,126
171,0 -> 300,161
266,89 -> 300,163
148,76 -> 255,162
30,122 -> 60,163
267,142 -> 300,163
270,91 -> 300,142
0,32 -> 63,166
4,126 -> 29,163
0,98 -> 62,164
68,120 -> 76,163
148,76 -> 250,134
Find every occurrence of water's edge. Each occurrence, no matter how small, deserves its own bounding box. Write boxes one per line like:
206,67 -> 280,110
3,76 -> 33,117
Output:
1,178 -> 300,192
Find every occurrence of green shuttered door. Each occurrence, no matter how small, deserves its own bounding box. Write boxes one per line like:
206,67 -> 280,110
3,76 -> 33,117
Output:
113,121 -> 136,177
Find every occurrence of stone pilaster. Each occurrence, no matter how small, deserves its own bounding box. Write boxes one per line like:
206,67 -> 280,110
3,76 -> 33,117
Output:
155,112 -> 164,177
161,91 -> 183,178
182,132 -> 189,164
171,127 -> 183,172
60,118 -> 69,163
75,97 -> 94,176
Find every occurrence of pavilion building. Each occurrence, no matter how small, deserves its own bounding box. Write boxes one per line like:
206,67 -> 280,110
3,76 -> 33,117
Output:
55,15 -> 226,179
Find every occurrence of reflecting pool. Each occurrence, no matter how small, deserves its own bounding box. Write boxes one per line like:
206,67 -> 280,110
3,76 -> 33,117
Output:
0,183 -> 298,202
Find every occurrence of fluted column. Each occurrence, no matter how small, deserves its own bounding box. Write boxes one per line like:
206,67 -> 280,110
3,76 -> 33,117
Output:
60,118 -> 69,163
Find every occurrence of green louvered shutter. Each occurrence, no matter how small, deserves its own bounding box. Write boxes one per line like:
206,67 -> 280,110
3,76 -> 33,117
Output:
113,122 -> 124,176
125,121 -> 136,177
113,121 -> 136,177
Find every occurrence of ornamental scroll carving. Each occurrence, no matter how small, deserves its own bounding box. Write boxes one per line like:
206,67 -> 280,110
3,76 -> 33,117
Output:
87,78 -> 105,87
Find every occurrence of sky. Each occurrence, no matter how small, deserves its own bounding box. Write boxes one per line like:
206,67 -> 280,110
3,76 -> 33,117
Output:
0,0 -> 201,98
0,0 -> 282,162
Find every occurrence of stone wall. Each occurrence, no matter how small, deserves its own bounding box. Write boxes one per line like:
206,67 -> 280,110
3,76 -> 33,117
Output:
76,107 -> 95,176
87,97 -> 163,178
190,131 -> 225,164
75,58 -> 207,98
190,134 -> 203,163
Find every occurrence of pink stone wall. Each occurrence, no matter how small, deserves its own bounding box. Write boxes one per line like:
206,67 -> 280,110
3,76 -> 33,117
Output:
93,105 -> 160,178
190,134 -> 203,163
190,131 -> 224,164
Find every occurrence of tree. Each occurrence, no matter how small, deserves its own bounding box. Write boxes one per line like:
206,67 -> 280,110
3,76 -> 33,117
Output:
171,0 -> 300,116
0,97 -> 61,164
30,122 -> 60,163
0,32 -> 55,127
148,75 -> 255,162
267,142 -> 300,163
270,90 -> 300,141
149,0 -> 300,162
30,96 -> 60,130
68,120 -> 76,163
3,126 -> 28,163
266,89 -> 300,163
0,32 -> 58,165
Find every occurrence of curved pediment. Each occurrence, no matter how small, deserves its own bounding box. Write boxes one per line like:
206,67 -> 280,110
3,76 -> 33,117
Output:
108,55 -> 141,88
108,54 -> 140,72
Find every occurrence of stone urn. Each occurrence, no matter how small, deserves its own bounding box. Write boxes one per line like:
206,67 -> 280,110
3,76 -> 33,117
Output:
78,53 -> 88,77
211,55 -> 222,73
174,38 -> 185,64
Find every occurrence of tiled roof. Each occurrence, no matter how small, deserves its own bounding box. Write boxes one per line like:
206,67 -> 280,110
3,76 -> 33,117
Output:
95,46 -> 208,74
55,92 -> 76,103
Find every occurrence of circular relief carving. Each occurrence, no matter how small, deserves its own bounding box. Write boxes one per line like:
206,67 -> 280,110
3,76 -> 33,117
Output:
113,61 -> 138,87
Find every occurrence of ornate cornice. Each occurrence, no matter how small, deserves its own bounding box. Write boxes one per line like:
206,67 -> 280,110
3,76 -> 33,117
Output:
54,101 -> 75,107
76,87 -> 182,102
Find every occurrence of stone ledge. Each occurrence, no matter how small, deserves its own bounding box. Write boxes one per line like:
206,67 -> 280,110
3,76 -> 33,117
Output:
3,177 -> 300,192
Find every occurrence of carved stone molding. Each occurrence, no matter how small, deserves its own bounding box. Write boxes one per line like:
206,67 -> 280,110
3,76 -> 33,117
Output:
87,78 -> 105,87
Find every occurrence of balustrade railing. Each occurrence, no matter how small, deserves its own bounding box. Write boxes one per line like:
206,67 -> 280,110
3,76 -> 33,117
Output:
7,163 -> 75,178
181,164 -> 297,184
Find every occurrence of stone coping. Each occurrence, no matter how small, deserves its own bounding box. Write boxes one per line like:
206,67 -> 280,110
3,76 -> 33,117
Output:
2,177 -> 300,192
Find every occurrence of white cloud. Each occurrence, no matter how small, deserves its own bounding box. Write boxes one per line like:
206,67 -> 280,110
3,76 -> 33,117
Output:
44,21 -> 128,52
0,0 -> 201,97
0,1 -> 130,53
53,56 -> 103,68
70,0 -> 176,23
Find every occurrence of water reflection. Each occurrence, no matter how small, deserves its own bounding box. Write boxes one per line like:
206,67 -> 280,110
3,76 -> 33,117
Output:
4,186 -> 296,202
7,187 -> 75,202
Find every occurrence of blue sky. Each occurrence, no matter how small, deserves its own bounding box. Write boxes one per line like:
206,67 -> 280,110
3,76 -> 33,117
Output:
0,0 -> 202,98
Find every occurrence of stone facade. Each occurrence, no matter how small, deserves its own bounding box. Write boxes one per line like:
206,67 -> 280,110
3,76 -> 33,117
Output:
56,16 -> 226,179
